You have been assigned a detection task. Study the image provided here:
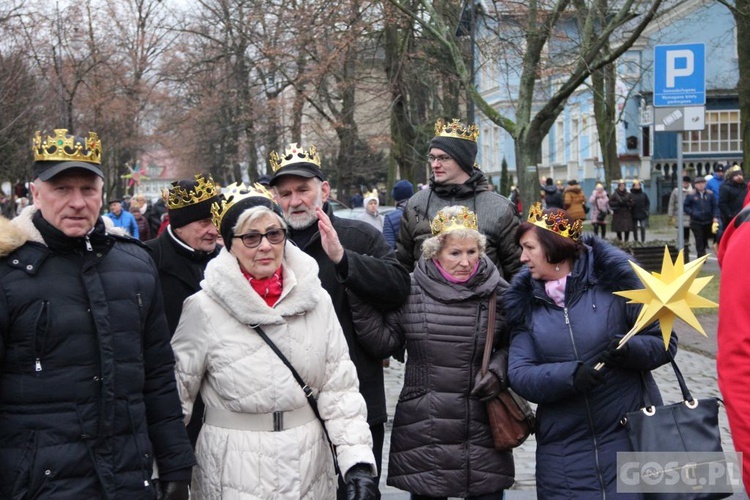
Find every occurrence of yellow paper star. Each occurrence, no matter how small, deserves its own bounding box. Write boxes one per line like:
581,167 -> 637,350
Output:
614,247 -> 718,349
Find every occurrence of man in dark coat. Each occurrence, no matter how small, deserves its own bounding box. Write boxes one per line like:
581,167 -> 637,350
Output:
543,177 -> 564,208
147,174 -> 221,448
719,166 -> 747,228
396,117 -> 522,280
269,143 -> 410,497
0,129 -> 194,499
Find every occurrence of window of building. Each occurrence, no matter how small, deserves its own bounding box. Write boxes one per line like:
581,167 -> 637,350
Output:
556,120 -> 565,163
683,110 -> 741,153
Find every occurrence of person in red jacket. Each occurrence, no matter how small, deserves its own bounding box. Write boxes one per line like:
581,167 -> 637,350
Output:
717,201 -> 750,491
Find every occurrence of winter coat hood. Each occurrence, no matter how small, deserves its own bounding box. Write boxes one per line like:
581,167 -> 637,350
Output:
200,242 -> 322,326
504,234 -> 639,328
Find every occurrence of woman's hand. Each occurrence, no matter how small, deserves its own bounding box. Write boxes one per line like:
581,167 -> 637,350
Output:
471,371 -> 504,402
345,463 -> 378,500
597,337 -> 631,368
573,364 -> 604,393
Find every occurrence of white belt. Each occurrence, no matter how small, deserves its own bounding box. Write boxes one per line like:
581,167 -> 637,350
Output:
204,405 -> 317,432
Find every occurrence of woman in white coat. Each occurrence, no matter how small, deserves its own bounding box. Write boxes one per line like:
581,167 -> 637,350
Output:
171,182 -> 378,499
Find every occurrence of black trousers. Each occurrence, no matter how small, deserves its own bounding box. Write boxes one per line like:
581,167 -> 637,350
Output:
690,221 -> 713,258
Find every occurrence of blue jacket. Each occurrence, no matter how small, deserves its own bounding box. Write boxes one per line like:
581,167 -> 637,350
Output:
382,201 -> 406,249
706,172 -> 723,197
683,190 -> 719,224
505,235 -> 676,499
106,210 -> 139,238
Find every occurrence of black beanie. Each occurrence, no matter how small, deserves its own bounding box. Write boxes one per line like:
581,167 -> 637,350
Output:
167,176 -> 220,229
429,136 -> 477,175
217,191 -> 284,251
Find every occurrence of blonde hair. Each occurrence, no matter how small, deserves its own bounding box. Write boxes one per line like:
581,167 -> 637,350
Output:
421,205 -> 486,259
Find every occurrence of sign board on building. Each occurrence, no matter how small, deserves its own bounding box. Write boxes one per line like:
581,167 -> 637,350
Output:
639,104 -> 653,126
653,44 -> 706,107
654,106 -> 705,132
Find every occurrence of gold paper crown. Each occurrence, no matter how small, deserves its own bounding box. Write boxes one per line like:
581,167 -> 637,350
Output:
269,143 -> 321,172
210,182 -> 276,229
164,174 -> 218,210
33,129 -> 102,164
727,165 -> 742,175
430,206 -> 479,235
527,202 -> 582,241
434,118 -> 479,143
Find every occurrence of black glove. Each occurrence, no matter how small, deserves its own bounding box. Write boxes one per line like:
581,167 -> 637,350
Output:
471,371 -> 504,402
161,481 -> 190,500
345,463 -> 378,500
598,338 -> 631,368
573,364 -> 605,393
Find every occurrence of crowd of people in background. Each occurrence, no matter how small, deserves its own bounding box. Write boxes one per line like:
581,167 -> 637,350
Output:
3,124 -> 750,499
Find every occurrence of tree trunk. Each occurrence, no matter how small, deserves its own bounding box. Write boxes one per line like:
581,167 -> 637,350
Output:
593,60 -> 620,187
735,0 -> 750,168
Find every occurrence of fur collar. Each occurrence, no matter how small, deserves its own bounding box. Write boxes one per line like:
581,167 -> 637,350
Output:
201,242 -> 323,326
504,234 -> 640,327
0,206 -> 129,258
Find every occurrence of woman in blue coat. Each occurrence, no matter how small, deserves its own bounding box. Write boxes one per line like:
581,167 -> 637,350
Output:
505,204 -> 676,499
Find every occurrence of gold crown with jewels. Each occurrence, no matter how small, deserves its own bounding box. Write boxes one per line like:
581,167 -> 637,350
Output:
33,129 -> 102,164
163,174 -> 218,210
210,182 -> 276,229
528,202 -> 582,241
434,118 -> 479,143
430,206 -> 479,235
269,143 -> 321,172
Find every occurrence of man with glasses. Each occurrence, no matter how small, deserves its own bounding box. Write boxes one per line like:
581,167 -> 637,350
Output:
396,118 -> 522,279
146,174 -> 221,449
269,143 -> 409,498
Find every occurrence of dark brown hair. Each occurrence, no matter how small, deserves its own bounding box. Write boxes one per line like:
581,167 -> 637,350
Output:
515,208 -> 584,264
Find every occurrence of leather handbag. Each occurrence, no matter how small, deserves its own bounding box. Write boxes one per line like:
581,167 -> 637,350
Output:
481,291 -> 536,451
620,356 -> 730,499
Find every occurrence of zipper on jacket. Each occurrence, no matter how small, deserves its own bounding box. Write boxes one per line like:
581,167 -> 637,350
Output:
34,300 -> 50,373
466,302 -> 484,496
84,235 -> 93,252
564,307 -> 607,496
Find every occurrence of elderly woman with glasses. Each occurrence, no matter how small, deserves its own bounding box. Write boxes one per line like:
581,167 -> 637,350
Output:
170,183 -> 378,499
351,205 -> 515,499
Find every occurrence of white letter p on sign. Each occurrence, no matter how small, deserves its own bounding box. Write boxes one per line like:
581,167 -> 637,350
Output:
666,50 -> 694,88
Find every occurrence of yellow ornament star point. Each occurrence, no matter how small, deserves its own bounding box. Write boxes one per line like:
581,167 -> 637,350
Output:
613,247 -> 718,350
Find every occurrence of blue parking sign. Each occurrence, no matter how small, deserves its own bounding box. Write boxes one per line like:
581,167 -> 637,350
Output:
653,44 -> 705,107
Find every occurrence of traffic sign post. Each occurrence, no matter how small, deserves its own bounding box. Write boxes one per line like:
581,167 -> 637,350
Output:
653,43 -> 707,252
654,44 -> 706,107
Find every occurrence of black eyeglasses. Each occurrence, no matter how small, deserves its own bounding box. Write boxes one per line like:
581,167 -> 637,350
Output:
427,154 -> 453,164
233,228 -> 287,248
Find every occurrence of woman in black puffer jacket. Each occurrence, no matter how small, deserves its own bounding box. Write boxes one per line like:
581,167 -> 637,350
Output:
351,205 -> 514,499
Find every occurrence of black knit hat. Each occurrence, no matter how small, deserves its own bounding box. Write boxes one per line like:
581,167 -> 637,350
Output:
429,136 -> 477,175
166,174 -> 220,229
212,183 -> 284,251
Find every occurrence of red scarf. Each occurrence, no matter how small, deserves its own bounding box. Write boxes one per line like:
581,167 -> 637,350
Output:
242,265 -> 284,307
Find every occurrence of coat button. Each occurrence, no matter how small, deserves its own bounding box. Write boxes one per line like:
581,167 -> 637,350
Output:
93,375 -> 100,381
96,253 -> 102,257
12,259 -> 19,265
26,264 -> 33,271
45,470 -> 51,476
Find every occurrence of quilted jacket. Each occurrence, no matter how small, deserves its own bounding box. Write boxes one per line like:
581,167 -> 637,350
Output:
171,243 -> 375,499
505,235 -> 677,499
351,254 -> 515,497
0,207 -> 194,499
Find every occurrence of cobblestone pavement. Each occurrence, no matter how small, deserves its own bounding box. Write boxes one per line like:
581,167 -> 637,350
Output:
380,225 -> 746,499
380,349 -> 747,499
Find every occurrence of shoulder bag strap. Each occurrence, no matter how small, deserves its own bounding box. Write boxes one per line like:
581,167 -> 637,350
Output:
481,290 -> 498,376
253,325 -> 341,476
639,352 -> 694,409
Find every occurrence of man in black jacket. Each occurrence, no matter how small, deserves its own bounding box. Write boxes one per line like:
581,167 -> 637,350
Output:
269,143 -> 410,497
147,174 -> 220,447
0,129 -> 194,499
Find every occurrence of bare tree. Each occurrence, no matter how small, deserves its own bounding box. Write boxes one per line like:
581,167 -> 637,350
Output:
388,0 -> 669,210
